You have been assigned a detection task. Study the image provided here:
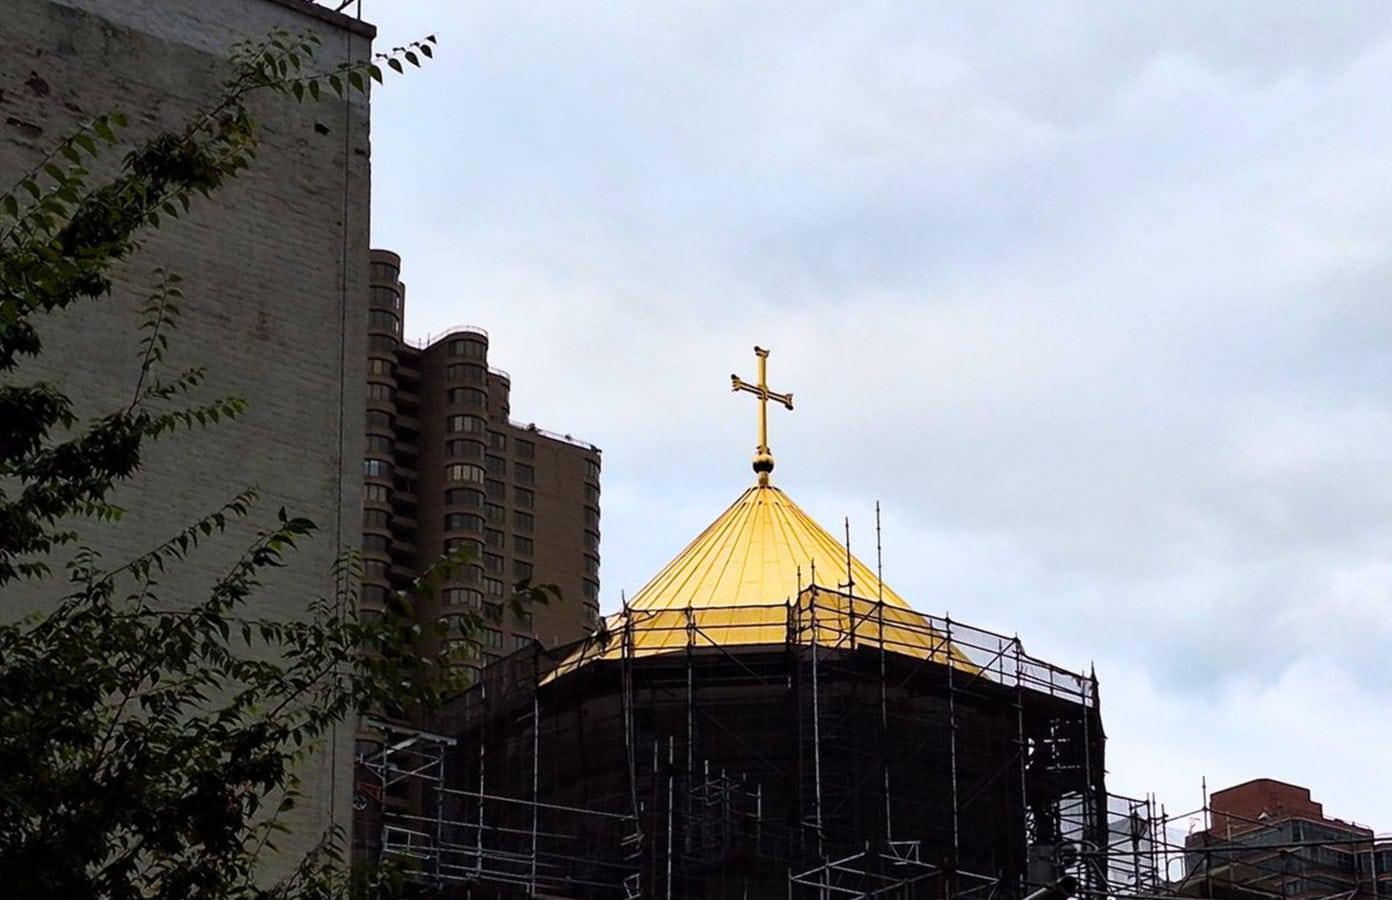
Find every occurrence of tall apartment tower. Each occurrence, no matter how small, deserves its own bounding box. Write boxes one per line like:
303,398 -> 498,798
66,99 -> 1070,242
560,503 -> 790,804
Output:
363,250 -> 601,669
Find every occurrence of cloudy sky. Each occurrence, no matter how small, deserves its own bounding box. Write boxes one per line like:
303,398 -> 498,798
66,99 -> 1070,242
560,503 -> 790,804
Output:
363,2 -> 1392,840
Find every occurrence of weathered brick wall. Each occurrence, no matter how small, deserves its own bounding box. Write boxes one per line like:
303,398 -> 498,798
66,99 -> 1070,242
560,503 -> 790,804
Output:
1,0 -> 373,878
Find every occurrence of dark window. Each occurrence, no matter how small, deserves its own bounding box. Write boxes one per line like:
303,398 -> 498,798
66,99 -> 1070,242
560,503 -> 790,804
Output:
446,364 -> 487,385
585,459 -> 600,480
484,553 -> 503,573
584,530 -> 600,550
370,261 -> 399,283
444,513 -> 483,533
371,285 -> 401,309
514,488 -> 534,509
364,459 -> 392,478
362,584 -> 388,605
367,383 -> 394,401
513,535 -> 532,555
584,507 -> 600,528
446,440 -> 482,460
485,503 -> 505,524
486,455 -> 506,476
484,529 -> 504,549
585,483 -> 600,504
446,387 -> 488,407
442,587 -> 483,609
445,488 -> 481,507
362,534 -> 390,552
481,628 -> 503,649
512,560 -> 533,580
516,439 -> 535,459
446,414 -> 487,434
512,634 -> 532,651
444,538 -> 483,558
366,434 -> 393,453
368,358 -> 392,375
367,410 -> 394,430
368,334 -> 397,352
583,579 -> 600,601
363,509 -> 390,529
363,559 -> 390,579
513,511 -> 534,531
585,555 -> 600,576
489,432 -> 507,451
486,479 -> 505,500
364,483 -> 390,503
514,463 -> 535,485
448,338 -> 488,360
368,309 -> 399,332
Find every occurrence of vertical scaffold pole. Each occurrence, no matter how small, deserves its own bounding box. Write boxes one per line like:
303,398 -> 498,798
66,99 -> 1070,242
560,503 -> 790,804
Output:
810,586 -> 825,859
947,616 -> 960,866
530,651 -> 540,895
875,502 -> 891,843
1015,637 -> 1028,892
686,604 -> 695,777
667,736 -> 675,900
477,678 -> 487,878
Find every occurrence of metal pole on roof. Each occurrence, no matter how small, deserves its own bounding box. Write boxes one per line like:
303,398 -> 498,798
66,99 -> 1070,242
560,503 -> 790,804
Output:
947,615 -> 961,867
876,502 -> 892,844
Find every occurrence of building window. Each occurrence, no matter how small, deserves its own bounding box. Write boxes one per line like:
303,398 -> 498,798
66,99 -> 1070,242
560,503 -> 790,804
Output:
446,387 -> 488,407
484,528 -> 504,549
368,334 -> 397,352
486,479 -> 505,500
370,260 -> 399,283
483,577 -> 504,597
371,286 -> 401,310
442,587 -> 483,609
585,459 -> 600,480
514,608 -> 533,627
364,483 -> 390,503
584,530 -> 599,551
512,560 -> 533,580
445,488 -> 481,508
585,555 -> 600,576
365,434 -> 393,453
516,439 -> 535,459
485,503 -> 505,524
367,383 -> 394,402
444,513 -> 483,533
583,579 -> 600,602
447,364 -> 487,385
448,338 -> 488,359
445,463 -> 485,484
485,455 -> 506,476
514,487 -> 533,509
368,309 -> 399,333
484,553 -> 503,574
364,459 -> 392,478
513,535 -> 533,556
362,534 -> 390,553
513,510 -> 534,532
584,507 -> 600,529
481,628 -> 503,649
363,509 -> 390,529
512,634 -> 532,651
361,584 -> 388,605
444,537 -> 483,556
446,414 -> 487,434
514,463 -> 535,485
368,358 -> 393,376
585,483 -> 600,504
446,440 -> 482,460
367,410 -> 393,430
489,432 -> 507,451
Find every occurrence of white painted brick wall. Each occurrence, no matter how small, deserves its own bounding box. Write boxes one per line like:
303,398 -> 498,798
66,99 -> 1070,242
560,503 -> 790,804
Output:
1,0 -> 373,879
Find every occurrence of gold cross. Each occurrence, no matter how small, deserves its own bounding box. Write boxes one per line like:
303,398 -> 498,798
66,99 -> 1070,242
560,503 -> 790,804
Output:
731,345 -> 793,486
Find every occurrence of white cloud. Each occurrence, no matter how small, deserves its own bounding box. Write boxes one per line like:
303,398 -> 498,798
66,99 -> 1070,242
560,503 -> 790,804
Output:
367,1 -> 1392,832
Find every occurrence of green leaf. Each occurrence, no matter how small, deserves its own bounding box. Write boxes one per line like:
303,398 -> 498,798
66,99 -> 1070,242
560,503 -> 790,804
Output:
387,57 -> 403,74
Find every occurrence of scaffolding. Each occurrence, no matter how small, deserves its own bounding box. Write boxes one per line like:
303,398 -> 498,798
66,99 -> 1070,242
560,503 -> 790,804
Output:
355,582 -> 1116,899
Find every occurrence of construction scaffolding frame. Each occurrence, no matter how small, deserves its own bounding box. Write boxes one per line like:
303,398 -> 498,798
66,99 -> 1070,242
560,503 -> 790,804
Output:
355,582 -> 1117,899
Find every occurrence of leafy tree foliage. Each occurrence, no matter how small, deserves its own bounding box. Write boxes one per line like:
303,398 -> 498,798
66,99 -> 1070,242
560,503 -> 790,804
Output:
0,28 -> 510,900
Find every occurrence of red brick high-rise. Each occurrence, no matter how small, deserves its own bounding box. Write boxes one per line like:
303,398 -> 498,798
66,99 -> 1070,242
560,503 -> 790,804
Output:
362,249 -> 601,672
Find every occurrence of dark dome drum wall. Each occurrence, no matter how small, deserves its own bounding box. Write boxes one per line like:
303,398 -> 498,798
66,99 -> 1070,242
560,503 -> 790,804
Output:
355,346 -> 1109,899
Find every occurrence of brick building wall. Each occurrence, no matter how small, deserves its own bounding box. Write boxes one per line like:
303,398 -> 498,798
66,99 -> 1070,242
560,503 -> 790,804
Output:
1,0 -> 374,878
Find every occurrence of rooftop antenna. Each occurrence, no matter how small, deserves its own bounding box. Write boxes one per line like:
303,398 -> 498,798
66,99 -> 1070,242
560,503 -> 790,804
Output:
842,516 -> 855,597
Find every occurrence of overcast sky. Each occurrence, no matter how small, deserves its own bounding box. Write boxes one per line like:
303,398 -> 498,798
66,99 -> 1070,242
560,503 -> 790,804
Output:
363,2 -> 1392,839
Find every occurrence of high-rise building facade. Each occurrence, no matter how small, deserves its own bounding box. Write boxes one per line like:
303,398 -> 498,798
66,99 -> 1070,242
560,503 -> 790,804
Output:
363,250 -> 601,671
1183,779 -> 1390,900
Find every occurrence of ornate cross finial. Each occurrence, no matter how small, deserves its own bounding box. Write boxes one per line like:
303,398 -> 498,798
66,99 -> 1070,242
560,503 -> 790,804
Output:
731,345 -> 793,486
